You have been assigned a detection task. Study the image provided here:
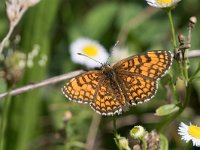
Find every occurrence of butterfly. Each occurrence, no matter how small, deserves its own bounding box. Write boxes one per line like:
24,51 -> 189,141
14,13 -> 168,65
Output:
62,50 -> 173,116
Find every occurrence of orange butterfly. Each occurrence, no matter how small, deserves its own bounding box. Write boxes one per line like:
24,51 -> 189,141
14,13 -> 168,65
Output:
62,50 -> 172,116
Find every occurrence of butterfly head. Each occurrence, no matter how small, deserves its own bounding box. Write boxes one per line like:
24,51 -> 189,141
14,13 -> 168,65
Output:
101,63 -> 115,80
101,62 -> 111,70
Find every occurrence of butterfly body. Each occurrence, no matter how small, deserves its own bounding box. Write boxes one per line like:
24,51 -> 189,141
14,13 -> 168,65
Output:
101,64 -> 127,105
62,50 -> 173,116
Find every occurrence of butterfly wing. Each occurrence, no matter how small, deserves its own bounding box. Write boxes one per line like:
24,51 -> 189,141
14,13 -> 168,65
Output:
115,73 -> 158,105
114,50 -> 172,79
113,50 -> 172,104
62,70 -> 103,104
90,78 -> 124,116
62,70 -> 123,116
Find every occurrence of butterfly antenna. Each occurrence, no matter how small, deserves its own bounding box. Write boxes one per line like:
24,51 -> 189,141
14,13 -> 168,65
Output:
114,40 -> 119,47
77,53 -> 103,65
106,40 -> 120,64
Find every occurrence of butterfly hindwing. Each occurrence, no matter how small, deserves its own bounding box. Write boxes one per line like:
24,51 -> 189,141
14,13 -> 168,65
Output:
90,79 -> 124,115
116,73 -> 157,105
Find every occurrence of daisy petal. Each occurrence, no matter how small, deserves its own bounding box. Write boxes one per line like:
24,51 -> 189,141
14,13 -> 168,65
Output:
69,38 -> 109,68
146,0 -> 181,8
178,122 -> 200,148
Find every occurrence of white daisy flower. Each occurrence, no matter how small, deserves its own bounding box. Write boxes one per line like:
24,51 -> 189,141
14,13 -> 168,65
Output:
178,122 -> 200,147
130,125 -> 145,139
146,0 -> 181,8
69,38 -> 109,68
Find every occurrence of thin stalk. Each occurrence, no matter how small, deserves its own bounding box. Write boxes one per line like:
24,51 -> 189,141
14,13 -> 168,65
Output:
167,10 -> 177,48
167,9 -> 186,104
0,25 -> 15,54
141,137 -> 147,150
183,82 -> 191,108
0,94 -> 12,150
183,58 -> 189,84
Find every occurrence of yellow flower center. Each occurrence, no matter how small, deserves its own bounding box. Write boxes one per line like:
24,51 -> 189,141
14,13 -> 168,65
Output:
188,125 -> 200,138
156,0 -> 173,6
83,44 -> 98,57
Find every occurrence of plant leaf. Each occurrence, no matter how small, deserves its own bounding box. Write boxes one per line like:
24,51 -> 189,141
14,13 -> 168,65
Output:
155,104 -> 179,116
159,134 -> 168,150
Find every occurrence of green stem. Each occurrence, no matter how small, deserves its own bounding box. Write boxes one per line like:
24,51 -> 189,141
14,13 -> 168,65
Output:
183,82 -> 191,108
167,10 -> 177,48
184,141 -> 192,150
0,94 -> 12,150
113,117 -> 126,150
183,61 -> 189,84
183,49 -> 189,83
167,10 -> 189,82
141,137 -> 147,150
167,9 -> 187,87
158,8 -> 189,133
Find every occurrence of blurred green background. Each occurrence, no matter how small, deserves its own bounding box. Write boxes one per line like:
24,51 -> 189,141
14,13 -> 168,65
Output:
0,0 -> 200,149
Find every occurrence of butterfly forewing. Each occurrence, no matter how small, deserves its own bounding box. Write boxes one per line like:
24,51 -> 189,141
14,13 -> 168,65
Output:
113,50 -> 172,80
62,71 -> 103,104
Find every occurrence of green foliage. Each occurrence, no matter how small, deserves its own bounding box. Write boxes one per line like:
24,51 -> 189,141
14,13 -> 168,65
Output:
83,2 -> 119,39
155,104 -> 179,116
159,134 -> 168,150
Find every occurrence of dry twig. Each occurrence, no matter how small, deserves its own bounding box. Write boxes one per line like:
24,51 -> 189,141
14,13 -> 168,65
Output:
85,114 -> 101,150
187,50 -> 200,58
0,0 -> 40,54
0,70 -> 84,99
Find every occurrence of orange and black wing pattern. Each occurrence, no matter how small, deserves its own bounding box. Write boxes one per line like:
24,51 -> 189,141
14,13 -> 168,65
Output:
114,50 -> 172,79
62,71 -> 102,104
62,70 -> 124,115
116,73 -> 157,105
90,79 -> 124,115
114,50 -> 172,105
62,50 -> 172,115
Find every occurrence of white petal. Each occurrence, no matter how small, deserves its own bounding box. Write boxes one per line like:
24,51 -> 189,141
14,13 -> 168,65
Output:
146,0 -> 181,8
178,122 -> 200,148
69,37 -> 109,68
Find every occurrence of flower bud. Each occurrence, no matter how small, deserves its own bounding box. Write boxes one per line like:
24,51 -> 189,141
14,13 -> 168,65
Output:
130,126 -> 145,140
